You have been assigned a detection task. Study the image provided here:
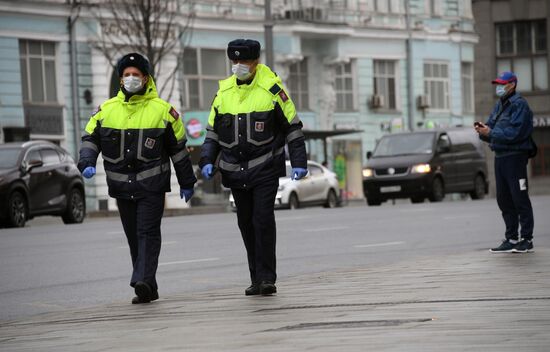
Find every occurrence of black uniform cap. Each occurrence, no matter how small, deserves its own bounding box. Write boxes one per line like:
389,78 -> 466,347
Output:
116,53 -> 150,77
227,39 -> 261,60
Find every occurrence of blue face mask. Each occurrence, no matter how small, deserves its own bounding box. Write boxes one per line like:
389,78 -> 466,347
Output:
496,85 -> 507,97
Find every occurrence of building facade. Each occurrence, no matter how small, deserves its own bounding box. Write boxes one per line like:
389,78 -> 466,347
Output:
473,0 -> 550,195
0,0 -> 478,211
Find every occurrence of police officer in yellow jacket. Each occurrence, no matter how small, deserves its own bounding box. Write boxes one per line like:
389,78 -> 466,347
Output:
199,39 -> 307,296
78,53 -> 196,304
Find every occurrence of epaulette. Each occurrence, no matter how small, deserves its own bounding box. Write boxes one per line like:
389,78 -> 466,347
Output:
269,84 -> 282,95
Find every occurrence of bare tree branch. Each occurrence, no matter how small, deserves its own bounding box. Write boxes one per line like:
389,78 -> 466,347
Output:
83,0 -> 195,98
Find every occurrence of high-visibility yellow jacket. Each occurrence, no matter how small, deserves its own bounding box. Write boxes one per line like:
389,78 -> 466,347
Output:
78,77 -> 196,199
199,64 -> 306,189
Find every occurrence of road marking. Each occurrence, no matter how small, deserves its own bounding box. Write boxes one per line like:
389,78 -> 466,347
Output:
354,241 -> 405,248
443,215 -> 478,220
304,226 -> 349,232
159,258 -> 220,266
118,241 -> 178,249
277,216 -> 313,221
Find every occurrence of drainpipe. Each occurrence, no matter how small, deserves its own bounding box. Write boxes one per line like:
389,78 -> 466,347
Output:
406,0 -> 414,131
264,0 -> 274,68
68,0 -> 81,157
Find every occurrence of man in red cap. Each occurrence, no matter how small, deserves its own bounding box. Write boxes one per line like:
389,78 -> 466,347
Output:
474,71 -> 536,253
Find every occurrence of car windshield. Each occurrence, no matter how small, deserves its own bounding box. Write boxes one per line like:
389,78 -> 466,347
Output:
373,133 -> 435,157
0,148 -> 22,168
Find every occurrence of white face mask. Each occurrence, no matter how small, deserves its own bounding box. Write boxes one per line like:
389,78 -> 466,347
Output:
495,84 -> 509,97
231,63 -> 252,80
122,75 -> 144,93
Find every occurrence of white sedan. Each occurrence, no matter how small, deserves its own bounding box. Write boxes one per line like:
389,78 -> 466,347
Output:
229,160 -> 340,210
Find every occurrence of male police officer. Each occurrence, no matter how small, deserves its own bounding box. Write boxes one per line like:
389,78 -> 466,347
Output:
78,53 -> 196,303
200,39 -> 307,295
475,71 -> 536,253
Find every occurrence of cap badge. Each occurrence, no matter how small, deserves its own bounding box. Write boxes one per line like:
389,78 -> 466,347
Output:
235,51 -> 240,57
130,56 -> 134,60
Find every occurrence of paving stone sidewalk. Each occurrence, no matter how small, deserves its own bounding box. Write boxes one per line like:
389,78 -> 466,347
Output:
1,249 -> 549,352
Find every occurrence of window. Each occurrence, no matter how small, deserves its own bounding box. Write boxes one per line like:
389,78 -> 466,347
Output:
40,149 -> 60,166
427,0 -> 442,16
531,130 -> 550,177
309,165 -> 323,176
424,62 -> 450,111
182,48 -> 230,109
496,20 -> 548,92
373,60 -> 398,110
461,62 -> 474,113
19,40 -> 57,103
288,58 -> 309,110
335,61 -> 356,112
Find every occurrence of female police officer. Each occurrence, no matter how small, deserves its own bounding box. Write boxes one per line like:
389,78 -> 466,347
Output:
78,53 -> 196,303
199,39 -> 307,296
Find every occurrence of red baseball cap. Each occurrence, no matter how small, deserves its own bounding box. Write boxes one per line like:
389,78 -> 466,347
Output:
492,71 -> 518,85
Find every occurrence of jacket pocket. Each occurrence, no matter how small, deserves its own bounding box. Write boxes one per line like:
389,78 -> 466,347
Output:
248,111 -> 274,146
138,129 -> 164,162
100,128 -> 123,163
216,114 -> 238,148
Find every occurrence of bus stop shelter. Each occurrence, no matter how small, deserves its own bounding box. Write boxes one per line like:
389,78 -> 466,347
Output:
302,129 -> 363,162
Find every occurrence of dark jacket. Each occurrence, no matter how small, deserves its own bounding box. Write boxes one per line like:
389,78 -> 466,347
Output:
482,92 -> 534,156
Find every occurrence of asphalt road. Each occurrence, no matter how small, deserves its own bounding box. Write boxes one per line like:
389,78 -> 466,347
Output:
1,196 -> 549,321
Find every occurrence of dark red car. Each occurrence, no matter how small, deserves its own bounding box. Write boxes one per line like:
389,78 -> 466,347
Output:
0,141 -> 86,227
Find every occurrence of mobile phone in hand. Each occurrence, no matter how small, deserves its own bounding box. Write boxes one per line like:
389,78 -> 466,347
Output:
474,122 -> 484,128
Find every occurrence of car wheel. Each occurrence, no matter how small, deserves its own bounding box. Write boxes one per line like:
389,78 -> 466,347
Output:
366,197 -> 381,206
288,192 -> 300,210
470,174 -> 486,200
323,189 -> 338,208
7,191 -> 27,228
428,177 -> 445,202
62,188 -> 86,224
410,196 -> 424,204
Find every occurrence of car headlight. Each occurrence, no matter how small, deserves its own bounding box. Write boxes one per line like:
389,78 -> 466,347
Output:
411,163 -> 431,174
362,168 -> 373,178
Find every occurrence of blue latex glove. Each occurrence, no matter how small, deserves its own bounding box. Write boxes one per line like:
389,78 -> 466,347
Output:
291,167 -> 308,180
180,188 -> 194,202
82,166 -> 96,179
202,164 -> 214,180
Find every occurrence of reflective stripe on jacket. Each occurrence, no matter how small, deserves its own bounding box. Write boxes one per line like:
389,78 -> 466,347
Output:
199,64 -> 307,189
78,77 -> 196,199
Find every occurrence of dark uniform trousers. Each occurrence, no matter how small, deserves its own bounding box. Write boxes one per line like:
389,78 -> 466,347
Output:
231,181 -> 279,284
495,153 -> 534,240
116,194 -> 165,291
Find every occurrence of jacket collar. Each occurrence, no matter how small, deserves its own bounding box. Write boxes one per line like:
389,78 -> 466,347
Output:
116,75 -> 159,103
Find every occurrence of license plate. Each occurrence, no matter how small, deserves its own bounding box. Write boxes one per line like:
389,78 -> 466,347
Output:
380,185 -> 401,193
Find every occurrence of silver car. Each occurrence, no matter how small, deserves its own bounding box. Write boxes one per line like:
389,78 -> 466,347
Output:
229,160 -> 340,210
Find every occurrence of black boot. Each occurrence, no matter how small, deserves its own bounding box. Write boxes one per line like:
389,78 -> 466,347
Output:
245,283 -> 260,296
259,281 -> 277,296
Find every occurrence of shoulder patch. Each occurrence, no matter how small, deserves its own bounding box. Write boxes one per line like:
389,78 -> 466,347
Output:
269,84 -> 282,95
91,106 -> 101,117
279,90 -> 289,103
169,107 -> 180,120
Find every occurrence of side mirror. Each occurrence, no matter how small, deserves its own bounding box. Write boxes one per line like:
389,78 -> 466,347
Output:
26,159 -> 43,171
366,151 -> 373,160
